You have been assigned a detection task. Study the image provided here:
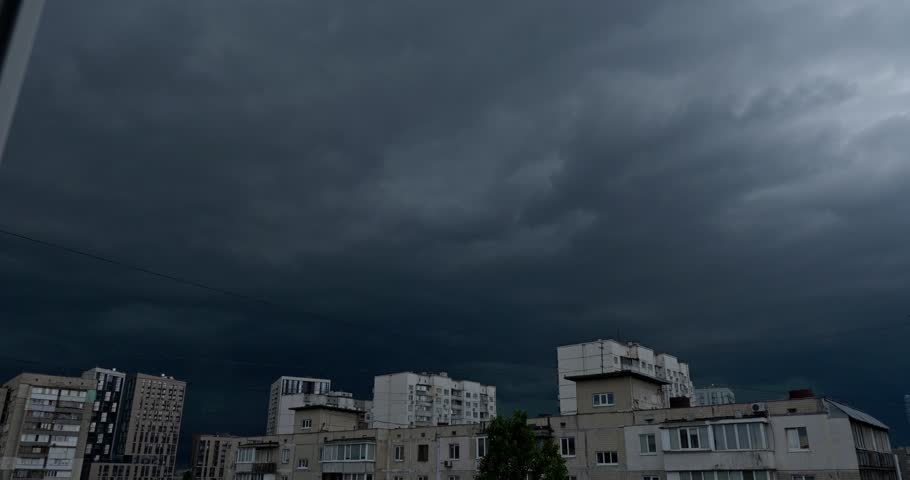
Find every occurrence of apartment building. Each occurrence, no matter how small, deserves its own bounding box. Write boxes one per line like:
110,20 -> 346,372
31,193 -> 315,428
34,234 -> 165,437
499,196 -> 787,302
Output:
371,372 -> 495,428
267,377 -> 332,435
531,371 -> 897,480
558,340 -> 694,414
0,373 -> 94,480
83,373 -> 187,480
695,387 -> 736,406
81,368 -> 127,464
192,435 -> 240,480
269,390 -> 371,436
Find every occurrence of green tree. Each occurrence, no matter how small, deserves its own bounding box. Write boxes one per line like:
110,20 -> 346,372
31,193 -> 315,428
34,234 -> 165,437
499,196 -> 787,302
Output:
476,410 -> 568,480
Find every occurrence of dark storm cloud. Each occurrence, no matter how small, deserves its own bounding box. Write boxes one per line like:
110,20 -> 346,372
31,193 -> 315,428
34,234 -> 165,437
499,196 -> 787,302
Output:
2,0 -> 910,456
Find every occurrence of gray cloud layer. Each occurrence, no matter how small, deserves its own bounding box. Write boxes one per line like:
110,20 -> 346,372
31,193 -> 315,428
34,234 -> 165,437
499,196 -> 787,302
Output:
2,0 -> 909,458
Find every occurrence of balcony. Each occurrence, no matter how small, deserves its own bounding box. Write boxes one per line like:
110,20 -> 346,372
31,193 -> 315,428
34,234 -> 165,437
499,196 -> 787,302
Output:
662,450 -> 776,472
857,449 -> 896,470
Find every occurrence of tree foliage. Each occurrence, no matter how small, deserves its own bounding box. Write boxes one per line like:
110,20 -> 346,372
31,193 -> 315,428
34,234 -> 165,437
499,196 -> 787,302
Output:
476,410 -> 568,480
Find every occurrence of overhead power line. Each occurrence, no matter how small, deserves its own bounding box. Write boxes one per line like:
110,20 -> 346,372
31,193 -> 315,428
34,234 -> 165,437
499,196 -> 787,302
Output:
0,225 -> 348,327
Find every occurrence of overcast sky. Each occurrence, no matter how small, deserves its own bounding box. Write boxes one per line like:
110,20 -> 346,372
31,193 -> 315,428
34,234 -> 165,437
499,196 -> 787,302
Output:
1,0 -> 909,461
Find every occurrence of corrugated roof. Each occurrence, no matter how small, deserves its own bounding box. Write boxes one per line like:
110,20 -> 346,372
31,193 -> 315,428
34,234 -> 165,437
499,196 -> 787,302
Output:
825,399 -> 889,430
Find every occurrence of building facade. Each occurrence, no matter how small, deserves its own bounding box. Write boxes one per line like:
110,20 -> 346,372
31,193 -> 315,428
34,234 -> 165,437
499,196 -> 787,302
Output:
81,368 -> 127,465
194,386 -> 896,480
695,387 -> 736,406
267,377 -> 332,436
371,372 -> 496,428
558,340 -> 694,415
0,373 -> 94,480
84,373 -> 187,480
270,391 -> 371,436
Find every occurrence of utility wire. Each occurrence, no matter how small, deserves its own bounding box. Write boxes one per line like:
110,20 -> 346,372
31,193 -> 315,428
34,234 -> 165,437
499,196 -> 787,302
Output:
0,225 -> 353,327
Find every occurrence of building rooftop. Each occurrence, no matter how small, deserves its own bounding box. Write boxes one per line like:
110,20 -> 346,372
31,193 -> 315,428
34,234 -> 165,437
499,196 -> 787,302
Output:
289,405 -> 362,414
564,370 -> 671,385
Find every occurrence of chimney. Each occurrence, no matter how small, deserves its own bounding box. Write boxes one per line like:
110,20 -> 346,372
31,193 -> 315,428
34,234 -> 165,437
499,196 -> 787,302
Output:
788,389 -> 814,399
670,397 -> 691,408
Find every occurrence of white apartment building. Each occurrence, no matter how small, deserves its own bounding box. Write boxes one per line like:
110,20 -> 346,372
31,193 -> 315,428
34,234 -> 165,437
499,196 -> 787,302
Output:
695,386 -> 736,406
266,377 -> 331,435
558,339 -> 693,414
371,372 -> 495,428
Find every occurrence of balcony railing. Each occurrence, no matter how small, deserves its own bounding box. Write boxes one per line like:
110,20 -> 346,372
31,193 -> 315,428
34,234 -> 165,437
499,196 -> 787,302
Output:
857,449 -> 896,469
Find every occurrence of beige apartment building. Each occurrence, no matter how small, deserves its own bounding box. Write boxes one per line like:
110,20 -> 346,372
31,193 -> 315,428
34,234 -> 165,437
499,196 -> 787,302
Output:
0,373 -> 95,480
203,372 -> 895,480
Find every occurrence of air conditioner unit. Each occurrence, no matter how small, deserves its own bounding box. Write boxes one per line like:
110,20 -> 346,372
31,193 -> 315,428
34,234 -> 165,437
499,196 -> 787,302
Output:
750,402 -> 767,413
443,460 -> 454,468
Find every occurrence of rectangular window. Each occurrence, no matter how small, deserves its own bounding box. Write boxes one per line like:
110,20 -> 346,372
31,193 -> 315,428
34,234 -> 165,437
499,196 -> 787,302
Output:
593,393 -> 615,407
713,423 -> 767,450
596,451 -> 619,465
237,448 -> 254,463
281,449 -> 290,464
476,437 -> 487,458
669,427 -> 708,450
418,477 -> 429,480
449,443 -> 460,459
561,437 -> 576,457
786,427 -> 810,451
418,444 -> 429,462
301,419 -> 312,429
644,477 -> 660,480
394,445 -> 405,461
792,476 -> 815,480
640,433 -> 657,454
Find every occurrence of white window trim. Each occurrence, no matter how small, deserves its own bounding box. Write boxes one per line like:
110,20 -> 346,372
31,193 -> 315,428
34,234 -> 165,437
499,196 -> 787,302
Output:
475,436 -> 487,458
560,437 -> 576,458
596,450 -> 619,465
593,392 -> 615,407
394,445 -> 405,462
640,433 -> 658,455
786,427 -> 811,452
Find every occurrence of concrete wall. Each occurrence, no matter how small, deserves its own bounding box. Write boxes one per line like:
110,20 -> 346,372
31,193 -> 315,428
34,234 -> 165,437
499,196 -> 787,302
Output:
575,376 -> 665,414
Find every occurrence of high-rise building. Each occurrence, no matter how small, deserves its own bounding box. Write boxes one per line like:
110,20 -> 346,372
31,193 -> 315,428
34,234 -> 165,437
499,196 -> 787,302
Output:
695,386 -> 736,406
266,377 -> 331,435
81,368 -> 127,465
371,372 -> 496,428
557,339 -> 694,414
0,372 -> 94,480
83,372 -> 186,480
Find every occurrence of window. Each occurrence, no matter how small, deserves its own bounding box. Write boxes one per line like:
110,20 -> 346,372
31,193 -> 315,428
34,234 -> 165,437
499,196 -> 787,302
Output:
281,449 -> 290,464
671,472 -> 770,480
418,444 -> 429,462
418,477 -> 428,480
448,477 -> 459,480
394,445 -> 405,461
319,443 -> 376,462
569,476 -> 578,480
449,443 -> 460,459
668,427 -> 708,450
301,419 -> 312,429
640,433 -> 657,454
792,476 -> 815,480
237,448 -> 254,463
560,437 -> 576,457
593,393 -> 615,407
476,437 -> 487,458
644,476 -> 660,480
393,477 -> 404,480
713,423 -> 767,450
786,427 -> 810,451
596,451 -> 619,465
